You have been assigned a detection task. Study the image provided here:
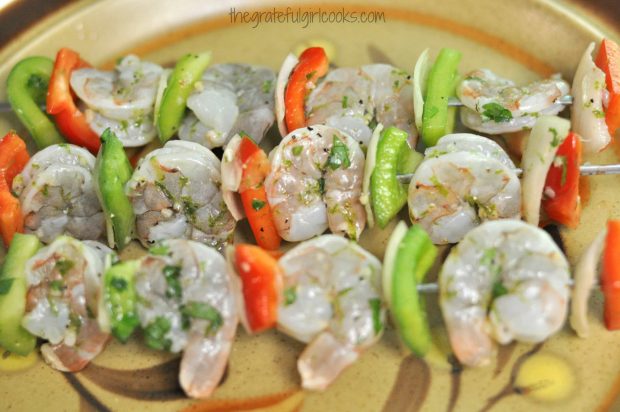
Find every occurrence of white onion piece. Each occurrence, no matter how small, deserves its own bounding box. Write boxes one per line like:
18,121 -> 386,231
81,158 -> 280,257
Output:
570,228 -> 607,338
360,123 -> 383,228
381,220 -> 407,307
275,54 -> 299,137
571,42 -> 611,154
413,49 -> 430,131
521,115 -> 570,226
221,134 -> 245,221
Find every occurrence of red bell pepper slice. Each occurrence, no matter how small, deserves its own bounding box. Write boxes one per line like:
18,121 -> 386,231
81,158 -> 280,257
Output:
542,132 -> 582,228
234,244 -> 281,333
0,131 -> 29,247
602,220 -> 620,330
595,38 -> 620,137
238,135 -> 281,251
47,48 -> 100,154
284,47 -> 329,133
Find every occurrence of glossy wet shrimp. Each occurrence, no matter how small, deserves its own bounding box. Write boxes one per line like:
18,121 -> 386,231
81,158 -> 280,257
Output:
265,125 -> 366,242
21,236 -> 113,372
12,144 -> 106,244
276,235 -> 385,390
179,63 -> 276,148
408,134 -> 521,244
304,64 -> 416,147
439,220 -> 570,367
134,239 -> 237,398
70,55 -> 163,147
126,140 -> 235,249
457,69 -> 570,134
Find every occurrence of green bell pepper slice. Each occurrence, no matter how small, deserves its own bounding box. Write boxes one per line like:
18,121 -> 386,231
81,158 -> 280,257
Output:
370,126 -> 422,229
383,222 -> 437,356
0,233 -> 41,355
421,48 -> 462,147
156,51 -> 212,143
101,259 -> 140,342
95,129 -> 135,250
6,56 -> 65,149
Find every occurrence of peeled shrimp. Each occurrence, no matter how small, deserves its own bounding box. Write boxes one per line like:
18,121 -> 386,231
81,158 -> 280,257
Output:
71,55 -> 163,147
277,235 -> 384,390
408,134 -> 520,244
12,144 -> 105,244
265,125 -> 366,242
126,140 -> 235,249
457,69 -> 570,134
134,239 -> 237,398
440,220 -> 571,367
21,236 -> 113,372
304,64 -> 416,146
179,63 -> 276,148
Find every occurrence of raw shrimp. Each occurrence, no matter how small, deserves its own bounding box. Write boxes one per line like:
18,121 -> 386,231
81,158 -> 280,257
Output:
12,144 -> 105,244
21,236 -> 113,372
440,220 -> 571,367
134,239 -> 237,398
126,140 -> 235,249
408,134 -> 520,244
304,64 -> 416,146
265,125 -> 366,242
179,63 -> 276,148
276,235 -> 384,390
70,55 -> 163,147
457,69 -> 570,134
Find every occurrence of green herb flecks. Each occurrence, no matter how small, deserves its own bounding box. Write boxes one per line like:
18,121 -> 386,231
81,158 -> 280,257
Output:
327,136 -> 351,170
430,175 -> 449,197
252,199 -> 266,211
149,243 -> 170,256
482,102 -> 513,123
549,127 -> 561,147
181,301 -> 223,336
341,95 -> 349,109
54,259 -> 74,276
284,287 -> 297,306
144,316 -> 172,351
292,146 -> 303,156
369,298 -> 383,335
163,265 -> 182,299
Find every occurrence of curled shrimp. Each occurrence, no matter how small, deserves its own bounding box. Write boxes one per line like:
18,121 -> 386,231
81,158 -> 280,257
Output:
12,144 -> 105,244
265,125 -> 366,242
71,55 -> 163,147
408,134 -> 520,244
276,235 -> 384,390
134,239 -> 237,398
179,63 -> 276,148
127,140 -> 235,249
304,64 -> 416,147
457,69 -> 570,134
440,220 -> 570,367
21,236 -> 113,372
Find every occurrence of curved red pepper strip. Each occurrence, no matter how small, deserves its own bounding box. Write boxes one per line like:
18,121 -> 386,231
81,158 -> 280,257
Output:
542,132 -> 582,228
235,244 -> 281,333
284,47 -> 329,133
595,39 -> 620,137
0,131 -> 29,246
47,48 -> 100,154
603,220 -> 620,330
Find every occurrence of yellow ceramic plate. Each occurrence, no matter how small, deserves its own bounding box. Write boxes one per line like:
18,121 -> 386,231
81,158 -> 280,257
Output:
1,0 -> 620,411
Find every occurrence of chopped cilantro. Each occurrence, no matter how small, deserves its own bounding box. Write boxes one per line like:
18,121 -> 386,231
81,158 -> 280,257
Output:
305,70 -> 317,80
262,79 -> 273,94
549,127 -> 561,147
318,177 -> 326,195
181,302 -> 223,336
492,281 -> 508,299
342,95 -> 349,109
430,175 -> 449,196
163,265 -> 182,299
284,287 -> 297,305
327,136 -> 351,170
292,146 -> 303,156
251,199 -> 266,211
593,109 -> 606,119
369,298 -> 383,335
49,280 -> 64,292
144,316 -> 172,351
481,102 -> 513,123
55,259 -> 74,275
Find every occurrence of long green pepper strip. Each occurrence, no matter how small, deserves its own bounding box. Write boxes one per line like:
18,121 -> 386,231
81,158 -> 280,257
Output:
0,233 -> 41,355
371,126 -> 416,228
391,225 -> 437,356
421,48 -> 462,147
96,129 -> 135,250
6,57 -> 65,149
157,51 -> 212,142
102,260 -> 140,342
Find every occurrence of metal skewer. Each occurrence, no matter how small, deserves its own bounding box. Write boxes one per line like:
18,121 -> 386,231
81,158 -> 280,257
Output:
397,164 -> 620,184
447,95 -> 574,107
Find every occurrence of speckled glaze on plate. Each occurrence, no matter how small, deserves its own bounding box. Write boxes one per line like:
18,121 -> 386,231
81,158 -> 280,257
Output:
0,0 -> 620,411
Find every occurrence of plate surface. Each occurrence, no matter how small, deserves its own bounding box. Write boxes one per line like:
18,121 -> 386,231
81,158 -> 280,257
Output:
1,0 -> 620,411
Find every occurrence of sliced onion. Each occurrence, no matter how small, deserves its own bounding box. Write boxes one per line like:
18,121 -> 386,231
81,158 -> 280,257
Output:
221,134 -> 245,221
360,123 -> 383,228
275,54 -> 299,138
225,245 -> 252,334
413,49 -> 430,131
382,220 -> 408,307
521,115 -> 570,226
570,228 -> 607,338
